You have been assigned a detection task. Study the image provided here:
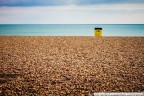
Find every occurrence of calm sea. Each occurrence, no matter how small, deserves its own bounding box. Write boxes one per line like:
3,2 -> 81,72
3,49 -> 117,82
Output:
0,24 -> 144,36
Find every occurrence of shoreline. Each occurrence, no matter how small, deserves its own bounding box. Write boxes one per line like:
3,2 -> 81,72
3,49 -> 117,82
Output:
0,35 -> 144,37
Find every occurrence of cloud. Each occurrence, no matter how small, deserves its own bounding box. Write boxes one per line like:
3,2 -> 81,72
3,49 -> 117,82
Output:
0,4 -> 144,24
0,0 -> 144,6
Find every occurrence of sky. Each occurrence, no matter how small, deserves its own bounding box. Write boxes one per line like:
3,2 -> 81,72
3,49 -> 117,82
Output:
0,0 -> 144,24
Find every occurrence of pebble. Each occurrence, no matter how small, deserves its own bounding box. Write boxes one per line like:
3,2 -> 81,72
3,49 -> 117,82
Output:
0,36 -> 143,95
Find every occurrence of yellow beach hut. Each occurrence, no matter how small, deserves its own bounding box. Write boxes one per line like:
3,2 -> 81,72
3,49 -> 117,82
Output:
94,28 -> 102,36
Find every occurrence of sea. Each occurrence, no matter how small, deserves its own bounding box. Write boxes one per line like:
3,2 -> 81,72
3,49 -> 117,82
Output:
0,24 -> 144,36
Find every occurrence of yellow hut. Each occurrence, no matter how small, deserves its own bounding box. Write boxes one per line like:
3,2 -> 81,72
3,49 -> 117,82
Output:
94,28 -> 102,36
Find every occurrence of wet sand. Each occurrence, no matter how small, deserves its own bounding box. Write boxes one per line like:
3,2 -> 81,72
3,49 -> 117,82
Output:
0,36 -> 144,95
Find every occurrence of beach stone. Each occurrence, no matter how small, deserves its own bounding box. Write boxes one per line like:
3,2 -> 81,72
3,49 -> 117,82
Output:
0,36 -> 143,95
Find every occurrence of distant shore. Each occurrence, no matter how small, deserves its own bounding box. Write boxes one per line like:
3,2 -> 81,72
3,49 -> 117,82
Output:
0,36 -> 144,95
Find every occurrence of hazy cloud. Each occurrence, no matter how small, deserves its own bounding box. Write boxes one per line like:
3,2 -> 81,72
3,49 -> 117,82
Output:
0,4 -> 144,24
0,0 -> 144,6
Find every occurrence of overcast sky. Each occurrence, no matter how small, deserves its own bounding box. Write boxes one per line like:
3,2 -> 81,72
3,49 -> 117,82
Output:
0,0 -> 144,24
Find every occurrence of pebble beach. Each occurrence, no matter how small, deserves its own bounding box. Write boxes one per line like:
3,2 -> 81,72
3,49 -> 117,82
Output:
0,36 -> 144,95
